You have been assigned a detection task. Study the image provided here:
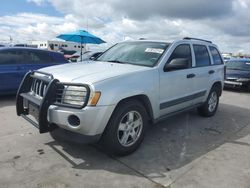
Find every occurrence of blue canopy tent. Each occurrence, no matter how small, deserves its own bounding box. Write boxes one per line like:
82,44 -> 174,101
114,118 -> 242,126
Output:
57,30 -> 105,61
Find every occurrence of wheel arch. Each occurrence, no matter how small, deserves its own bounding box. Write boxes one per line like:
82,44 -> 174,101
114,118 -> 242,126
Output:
114,94 -> 154,122
211,81 -> 223,96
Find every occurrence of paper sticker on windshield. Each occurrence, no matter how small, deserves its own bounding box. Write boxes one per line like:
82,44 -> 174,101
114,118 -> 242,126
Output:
145,48 -> 164,54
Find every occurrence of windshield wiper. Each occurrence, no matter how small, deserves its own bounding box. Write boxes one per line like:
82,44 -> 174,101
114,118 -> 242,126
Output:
107,60 -> 127,64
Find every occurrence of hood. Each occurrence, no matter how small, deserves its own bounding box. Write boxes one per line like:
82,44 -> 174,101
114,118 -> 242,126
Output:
39,61 -> 150,84
226,69 -> 250,79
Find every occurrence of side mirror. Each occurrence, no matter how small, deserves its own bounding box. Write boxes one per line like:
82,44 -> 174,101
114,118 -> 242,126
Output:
164,58 -> 189,71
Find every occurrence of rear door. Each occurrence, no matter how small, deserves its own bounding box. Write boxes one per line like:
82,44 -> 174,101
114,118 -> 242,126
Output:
0,49 -> 24,94
191,44 -> 212,105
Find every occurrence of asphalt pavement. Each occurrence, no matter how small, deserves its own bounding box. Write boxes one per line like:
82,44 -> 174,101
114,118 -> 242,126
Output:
0,90 -> 249,188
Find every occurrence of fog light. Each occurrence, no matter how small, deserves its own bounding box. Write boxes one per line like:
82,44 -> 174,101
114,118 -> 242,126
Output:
68,115 -> 80,127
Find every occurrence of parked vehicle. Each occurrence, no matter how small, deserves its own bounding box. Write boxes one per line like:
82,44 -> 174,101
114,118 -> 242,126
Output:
16,38 -> 224,155
224,58 -> 250,91
0,47 -> 68,95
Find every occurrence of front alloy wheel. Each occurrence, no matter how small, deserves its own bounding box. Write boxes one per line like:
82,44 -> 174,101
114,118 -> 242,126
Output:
101,100 -> 148,156
117,111 -> 143,147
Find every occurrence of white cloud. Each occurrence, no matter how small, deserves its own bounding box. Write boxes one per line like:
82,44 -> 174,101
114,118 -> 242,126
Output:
1,0 -> 250,53
27,0 -> 46,6
0,13 -> 77,43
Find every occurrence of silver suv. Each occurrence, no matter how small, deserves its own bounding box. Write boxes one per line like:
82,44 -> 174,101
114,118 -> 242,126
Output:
16,37 -> 225,155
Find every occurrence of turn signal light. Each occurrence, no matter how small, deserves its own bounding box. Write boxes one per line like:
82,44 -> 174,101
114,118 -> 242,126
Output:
90,91 -> 101,106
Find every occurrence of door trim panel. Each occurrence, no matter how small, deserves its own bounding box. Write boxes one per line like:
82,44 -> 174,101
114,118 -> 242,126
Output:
160,90 -> 206,110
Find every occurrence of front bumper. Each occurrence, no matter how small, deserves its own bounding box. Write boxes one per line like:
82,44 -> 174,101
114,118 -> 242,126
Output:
47,105 -> 115,136
16,71 -> 115,138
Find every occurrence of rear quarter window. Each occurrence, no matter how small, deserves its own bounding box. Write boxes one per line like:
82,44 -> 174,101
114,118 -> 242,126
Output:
209,46 -> 223,65
50,52 -> 68,64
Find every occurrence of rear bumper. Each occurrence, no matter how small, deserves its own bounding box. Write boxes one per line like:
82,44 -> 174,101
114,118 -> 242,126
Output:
224,80 -> 249,89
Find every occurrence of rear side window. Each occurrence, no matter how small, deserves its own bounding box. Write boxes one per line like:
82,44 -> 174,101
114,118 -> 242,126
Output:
26,50 -> 54,64
209,46 -> 223,65
193,45 -> 211,67
167,44 -> 192,68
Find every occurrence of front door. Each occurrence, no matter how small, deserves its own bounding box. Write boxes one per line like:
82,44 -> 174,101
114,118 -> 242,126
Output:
159,44 -> 196,116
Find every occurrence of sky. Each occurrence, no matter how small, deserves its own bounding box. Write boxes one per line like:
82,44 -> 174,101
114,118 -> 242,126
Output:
0,0 -> 250,53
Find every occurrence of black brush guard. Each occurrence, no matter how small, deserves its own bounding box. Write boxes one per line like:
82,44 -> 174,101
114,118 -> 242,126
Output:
16,71 -> 59,133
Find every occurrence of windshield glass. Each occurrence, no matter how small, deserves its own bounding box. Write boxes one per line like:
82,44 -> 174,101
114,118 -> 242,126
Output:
226,60 -> 250,71
97,41 -> 169,67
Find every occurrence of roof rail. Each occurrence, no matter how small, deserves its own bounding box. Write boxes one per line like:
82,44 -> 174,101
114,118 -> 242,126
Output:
183,37 -> 212,43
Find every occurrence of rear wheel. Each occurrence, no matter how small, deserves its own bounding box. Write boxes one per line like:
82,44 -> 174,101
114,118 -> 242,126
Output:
101,100 -> 148,156
198,87 -> 220,117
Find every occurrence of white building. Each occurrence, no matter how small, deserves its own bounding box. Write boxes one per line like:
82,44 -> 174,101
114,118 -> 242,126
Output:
31,40 -> 87,53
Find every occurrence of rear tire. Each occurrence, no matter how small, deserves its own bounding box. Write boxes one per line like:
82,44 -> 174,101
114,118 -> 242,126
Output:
198,86 -> 220,117
100,100 -> 148,156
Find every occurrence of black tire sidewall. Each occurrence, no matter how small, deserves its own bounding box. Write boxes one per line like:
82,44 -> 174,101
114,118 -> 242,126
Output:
198,87 -> 220,117
101,100 -> 148,156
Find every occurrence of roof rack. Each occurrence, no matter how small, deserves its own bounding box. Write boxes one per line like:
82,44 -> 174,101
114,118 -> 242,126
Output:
183,37 -> 212,43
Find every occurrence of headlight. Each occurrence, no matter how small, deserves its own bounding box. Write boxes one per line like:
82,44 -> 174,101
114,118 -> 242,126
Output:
63,85 -> 88,106
237,78 -> 250,82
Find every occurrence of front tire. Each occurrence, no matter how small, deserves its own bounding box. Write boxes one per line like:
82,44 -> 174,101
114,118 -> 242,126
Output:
101,100 -> 148,156
198,87 -> 220,117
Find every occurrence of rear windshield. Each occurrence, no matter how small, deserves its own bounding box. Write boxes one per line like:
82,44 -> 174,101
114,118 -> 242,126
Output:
226,61 -> 250,71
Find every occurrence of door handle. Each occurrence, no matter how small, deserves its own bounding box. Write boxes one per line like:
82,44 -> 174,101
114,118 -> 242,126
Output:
187,73 -> 196,78
208,70 -> 215,74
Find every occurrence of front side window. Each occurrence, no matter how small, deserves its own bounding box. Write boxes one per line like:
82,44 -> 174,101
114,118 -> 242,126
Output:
193,45 -> 211,67
97,42 -> 169,67
0,50 -> 23,64
164,44 -> 192,71
209,46 -> 223,65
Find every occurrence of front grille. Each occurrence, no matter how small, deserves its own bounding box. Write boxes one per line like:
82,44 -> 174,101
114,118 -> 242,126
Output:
55,84 -> 65,103
25,71 -> 90,109
30,79 -> 49,98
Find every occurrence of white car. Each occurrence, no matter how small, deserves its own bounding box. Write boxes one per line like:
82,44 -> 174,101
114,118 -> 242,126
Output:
16,37 -> 225,155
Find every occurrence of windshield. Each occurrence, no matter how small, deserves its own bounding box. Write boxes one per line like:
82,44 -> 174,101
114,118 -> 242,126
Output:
97,41 -> 169,67
226,60 -> 250,71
